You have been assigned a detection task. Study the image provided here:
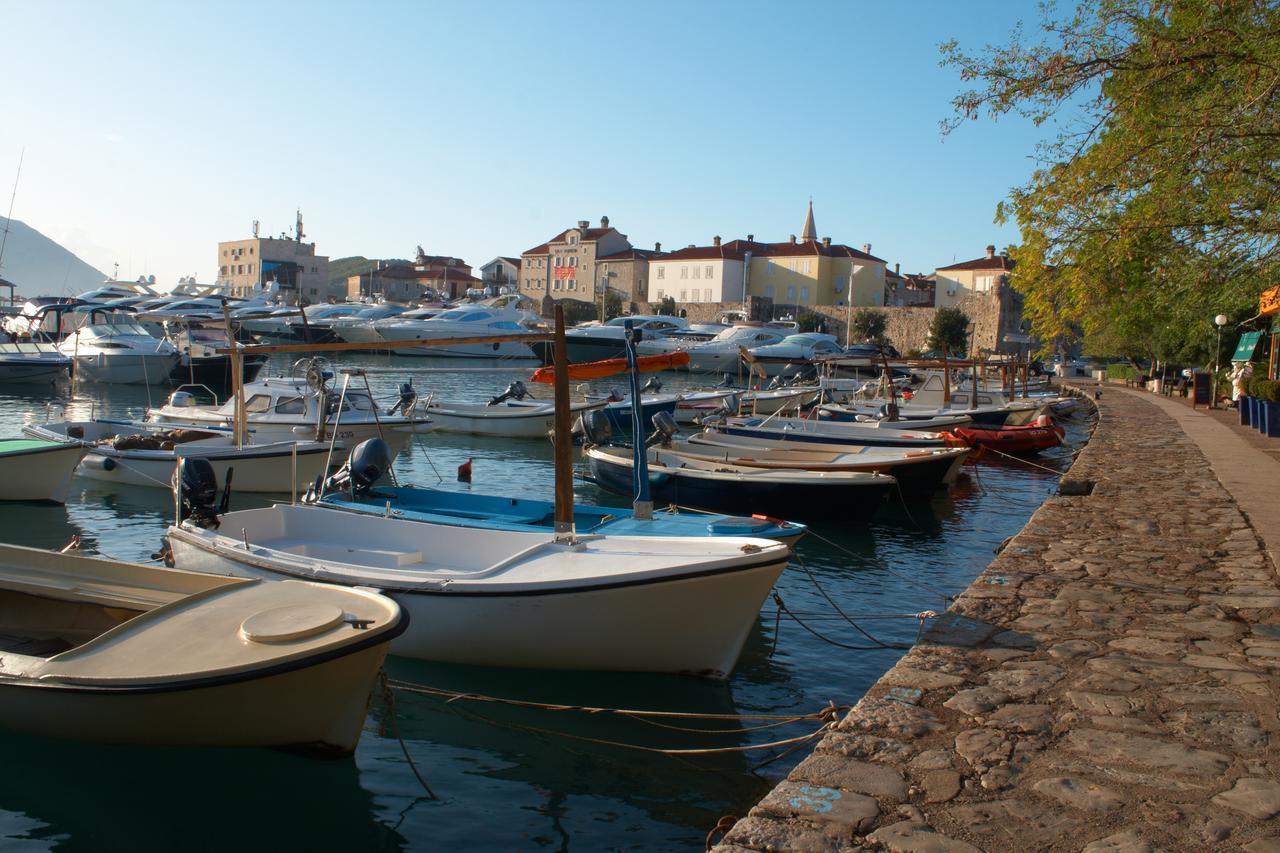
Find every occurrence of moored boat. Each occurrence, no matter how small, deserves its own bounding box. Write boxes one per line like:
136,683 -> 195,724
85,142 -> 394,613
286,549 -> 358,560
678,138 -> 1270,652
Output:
950,414 -> 1065,454
0,438 -> 88,503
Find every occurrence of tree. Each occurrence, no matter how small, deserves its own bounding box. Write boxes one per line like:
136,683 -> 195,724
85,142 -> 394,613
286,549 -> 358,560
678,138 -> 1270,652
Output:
928,307 -> 970,355
655,295 -> 677,316
941,0 -> 1278,363
603,290 -> 623,322
849,309 -> 889,344
796,309 -> 828,334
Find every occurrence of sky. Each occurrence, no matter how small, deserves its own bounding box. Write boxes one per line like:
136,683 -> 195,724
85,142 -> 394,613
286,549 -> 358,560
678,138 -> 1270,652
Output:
2,0 -> 1057,289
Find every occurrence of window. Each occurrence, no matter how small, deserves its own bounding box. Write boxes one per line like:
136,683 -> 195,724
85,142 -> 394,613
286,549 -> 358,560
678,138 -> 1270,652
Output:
569,256 -> 577,267
554,257 -> 562,267
248,264 -> 254,274
801,259 -> 811,274
680,266 -> 688,279
788,260 -> 796,272
704,288 -> 712,302
705,265 -> 713,279
680,289 -> 687,301
976,275 -> 993,292
656,267 -> 665,280
249,248 -> 254,255
569,235 -> 578,245
656,289 -> 664,300
800,286 -> 809,302
693,266 -> 701,280
601,263 -> 608,273
765,285 -> 774,298
275,396 -> 306,415
244,394 -> 272,413
787,286 -> 796,300
689,290 -> 698,303
767,259 -> 775,273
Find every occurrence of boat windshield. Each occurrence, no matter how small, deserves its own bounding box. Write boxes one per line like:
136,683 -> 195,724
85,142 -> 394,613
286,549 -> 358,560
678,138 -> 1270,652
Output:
86,322 -> 153,337
436,309 -> 492,322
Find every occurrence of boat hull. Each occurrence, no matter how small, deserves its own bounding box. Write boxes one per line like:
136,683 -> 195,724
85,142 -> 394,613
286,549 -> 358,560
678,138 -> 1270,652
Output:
0,443 -> 86,503
0,643 -> 387,753
0,362 -> 68,385
167,536 -> 785,678
77,444 -> 333,492
71,353 -> 180,385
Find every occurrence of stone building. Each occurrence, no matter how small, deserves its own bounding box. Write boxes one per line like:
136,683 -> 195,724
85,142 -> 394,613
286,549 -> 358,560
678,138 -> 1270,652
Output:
934,245 -> 1014,309
518,217 -> 633,303
479,257 -> 520,293
217,212 -> 330,304
595,245 -> 665,305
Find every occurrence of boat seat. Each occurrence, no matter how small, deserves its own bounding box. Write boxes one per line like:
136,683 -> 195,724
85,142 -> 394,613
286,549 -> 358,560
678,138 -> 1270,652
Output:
0,633 -> 72,657
429,509 -> 547,525
274,541 -> 424,568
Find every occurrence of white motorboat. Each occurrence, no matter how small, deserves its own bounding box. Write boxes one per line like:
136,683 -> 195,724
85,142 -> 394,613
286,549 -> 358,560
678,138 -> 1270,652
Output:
57,319 -> 179,385
811,404 -> 973,432
382,305 -> 539,358
325,304 -> 409,342
336,306 -> 445,344
0,541 -> 403,753
546,315 -> 693,364
425,390 -> 606,437
146,371 -> 432,451
166,500 -> 791,678
0,438 -> 88,503
703,414 -> 959,449
25,420 -> 333,493
0,343 -> 71,385
744,333 -> 843,378
683,325 -> 791,374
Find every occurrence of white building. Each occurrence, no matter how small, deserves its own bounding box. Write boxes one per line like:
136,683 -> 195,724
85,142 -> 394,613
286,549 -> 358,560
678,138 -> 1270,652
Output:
647,237 -> 749,305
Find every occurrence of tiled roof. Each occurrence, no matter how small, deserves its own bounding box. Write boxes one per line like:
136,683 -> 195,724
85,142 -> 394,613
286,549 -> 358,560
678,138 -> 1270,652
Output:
597,248 -> 666,261
936,254 -> 1014,272
499,257 -> 520,265
522,242 -> 550,256
720,238 -> 884,263
657,244 -> 749,261
522,226 -> 621,255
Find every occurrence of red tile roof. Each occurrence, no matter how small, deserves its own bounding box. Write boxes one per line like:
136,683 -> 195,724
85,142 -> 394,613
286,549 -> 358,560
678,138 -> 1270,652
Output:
665,238 -> 885,263
522,226 -> 621,255
936,254 -> 1014,272
597,248 -> 666,261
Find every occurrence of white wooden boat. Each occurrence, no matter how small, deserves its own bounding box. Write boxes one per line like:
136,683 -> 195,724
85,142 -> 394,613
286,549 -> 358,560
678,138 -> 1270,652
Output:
166,502 -> 790,678
0,438 -> 88,503
24,420 -> 333,493
703,414 -> 958,449
0,541 -> 403,753
425,397 -> 606,437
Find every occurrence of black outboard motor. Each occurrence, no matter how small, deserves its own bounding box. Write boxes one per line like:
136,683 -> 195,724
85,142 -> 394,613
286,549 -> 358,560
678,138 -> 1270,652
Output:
639,376 -> 663,394
177,457 -> 221,529
645,410 -> 679,447
576,409 -> 613,447
487,380 -> 529,406
714,372 -> 736,389
322,438 -> 393,499
389,381 -> 417,415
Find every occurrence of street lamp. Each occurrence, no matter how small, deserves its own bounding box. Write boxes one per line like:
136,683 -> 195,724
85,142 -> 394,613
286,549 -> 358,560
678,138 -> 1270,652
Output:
844,265 -> 864,346
1214,314 -> 1229,407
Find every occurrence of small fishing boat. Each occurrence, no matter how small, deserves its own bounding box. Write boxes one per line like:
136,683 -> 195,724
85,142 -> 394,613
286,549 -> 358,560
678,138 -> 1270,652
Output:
529,350 -> 689,382
311,439 -> 806,544
703,415 -> 960,449
584,443 -> 895,520
812,404 -> 973,432
0,541 -> 403,753
424,381 -> 606,437
950,414 -> 1065,455
24,420 -> 333,493
0,438 -> 88,503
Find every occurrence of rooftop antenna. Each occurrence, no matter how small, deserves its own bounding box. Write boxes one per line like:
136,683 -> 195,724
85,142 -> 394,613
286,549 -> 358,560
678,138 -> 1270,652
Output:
113,261 -> 119,279
295,209 -> 305,243
252,219 -> 260,238
0,148 -> 24,281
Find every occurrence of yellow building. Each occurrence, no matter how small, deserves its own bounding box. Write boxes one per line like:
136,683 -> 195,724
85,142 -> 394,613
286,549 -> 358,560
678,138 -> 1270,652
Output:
740,202 -> 886,309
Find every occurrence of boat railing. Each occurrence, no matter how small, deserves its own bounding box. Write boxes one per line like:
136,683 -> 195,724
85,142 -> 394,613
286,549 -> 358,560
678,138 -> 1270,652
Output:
171,383 -> 221,406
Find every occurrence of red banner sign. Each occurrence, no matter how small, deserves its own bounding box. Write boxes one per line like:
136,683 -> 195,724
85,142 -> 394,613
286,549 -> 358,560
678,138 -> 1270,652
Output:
554,267 -> 576,280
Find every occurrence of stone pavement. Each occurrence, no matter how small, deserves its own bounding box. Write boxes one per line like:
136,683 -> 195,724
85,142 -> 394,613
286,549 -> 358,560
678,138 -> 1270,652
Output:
716,389 -> 1280,852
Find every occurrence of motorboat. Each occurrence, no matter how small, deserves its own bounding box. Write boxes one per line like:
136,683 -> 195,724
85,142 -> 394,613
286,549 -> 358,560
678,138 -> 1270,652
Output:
0,540 -> 403,753
744,333 -> 843,378
383,305 -> 540,358
310,438 -> 806,544
165,322 -> 268,391
682,431 -> 970,493
145,366 -> 432,452
583,443 -> 896,520
536,315 -> 693,364
683,325 -> 791,374
165,493 -> 792,678
336,306 -> 446,345
0,438 -> 87,503
952,413 -> 1065,454
325,304 -> 409,343
56,316 -> 179,385
672,385 -> 818,422
812,404 -> 973,432
0,343 -> 71,385
702,414 -> 960,449
25,420 -> 333,493
424,382 -> 607,437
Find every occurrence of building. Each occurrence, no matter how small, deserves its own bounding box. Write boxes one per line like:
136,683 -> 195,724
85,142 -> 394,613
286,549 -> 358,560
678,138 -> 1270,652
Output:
479,257 -> 520,293
595,245 -> 665,304
347,248 -> 478,302
649,237 -> 750,305
218,213 -> 332,304
518,217 -> 633,303
933,245 -> 1014,309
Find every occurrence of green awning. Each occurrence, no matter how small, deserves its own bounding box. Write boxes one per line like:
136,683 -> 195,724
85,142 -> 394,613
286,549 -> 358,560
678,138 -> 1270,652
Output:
1232,330 -> 1263,362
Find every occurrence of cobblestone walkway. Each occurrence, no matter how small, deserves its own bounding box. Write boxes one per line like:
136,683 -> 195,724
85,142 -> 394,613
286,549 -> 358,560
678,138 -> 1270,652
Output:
717,390 -> 1280,852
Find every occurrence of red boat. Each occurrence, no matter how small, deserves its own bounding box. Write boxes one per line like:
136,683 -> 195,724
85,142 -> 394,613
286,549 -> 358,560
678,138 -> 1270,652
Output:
530,351 -> 689,383
948,414 -> 1064,454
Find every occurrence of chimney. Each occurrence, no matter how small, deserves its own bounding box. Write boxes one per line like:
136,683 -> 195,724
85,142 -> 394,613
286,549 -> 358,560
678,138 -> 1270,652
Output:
600,215 -> 610,228
713,235 -> 721,247
822,237 -> 831,247
747,234 -> 754,242
895,262 -> 900,274
577,220 -> 590,229
654,241 -> 661,252
687,244 -> 696,249
863,243 -> 872,255
986,244 -> 996,259
789,234 -> 797,245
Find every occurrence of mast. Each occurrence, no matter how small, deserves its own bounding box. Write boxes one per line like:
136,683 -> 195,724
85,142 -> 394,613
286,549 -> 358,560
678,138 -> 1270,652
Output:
625,319 -> 652,520
552,305 -> 575,541
220,300 -> 247,449
0,149 -> 24,290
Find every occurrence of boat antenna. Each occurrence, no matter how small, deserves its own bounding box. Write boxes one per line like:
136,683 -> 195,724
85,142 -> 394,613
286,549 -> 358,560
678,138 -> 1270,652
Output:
0,148 -> 23,286
624,319 -> 653,520
551,305 -> 576,542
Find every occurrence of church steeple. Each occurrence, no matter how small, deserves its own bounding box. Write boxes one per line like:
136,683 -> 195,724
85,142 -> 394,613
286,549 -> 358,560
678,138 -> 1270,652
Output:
801,199 -> 817,242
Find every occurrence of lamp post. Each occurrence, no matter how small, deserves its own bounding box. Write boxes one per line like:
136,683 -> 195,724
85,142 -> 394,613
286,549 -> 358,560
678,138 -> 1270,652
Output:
1213,313 -> 1229,407
843,265 -> 864,346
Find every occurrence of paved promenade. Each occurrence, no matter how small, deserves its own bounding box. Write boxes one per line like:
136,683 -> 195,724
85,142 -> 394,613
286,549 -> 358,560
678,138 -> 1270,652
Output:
717,387 -> 1280,852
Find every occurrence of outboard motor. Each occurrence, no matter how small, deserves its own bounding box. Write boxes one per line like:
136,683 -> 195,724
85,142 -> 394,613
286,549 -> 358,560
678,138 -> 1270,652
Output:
576,409 -> 613,447
639,376 -> 663,395
388,381 -> 418,415
322,438 -> 393,499
177,457 -> 221,529
645,410 -> 679,447
714,372 -> 735,389
767,376 -> 784,390
605,387 -> 625,403
487,380 -> 529,407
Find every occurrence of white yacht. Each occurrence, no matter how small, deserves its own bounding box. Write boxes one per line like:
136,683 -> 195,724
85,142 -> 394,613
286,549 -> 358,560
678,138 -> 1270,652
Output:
548,315 -> 692,364
745,333 -> 843,377
326,304 -> 408,343
340,306 -> 446,344
56,317 -> 179,385
682,325 -> 792,374
383,305 -> 540,358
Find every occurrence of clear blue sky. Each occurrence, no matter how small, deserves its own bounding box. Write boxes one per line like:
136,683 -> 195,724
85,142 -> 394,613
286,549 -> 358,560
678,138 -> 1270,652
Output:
3,0 -> 1052,288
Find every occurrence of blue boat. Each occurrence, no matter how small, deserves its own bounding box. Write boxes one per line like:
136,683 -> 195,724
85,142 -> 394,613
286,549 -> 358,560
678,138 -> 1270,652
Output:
599,395 -> 679,437
317,485 -> 806,545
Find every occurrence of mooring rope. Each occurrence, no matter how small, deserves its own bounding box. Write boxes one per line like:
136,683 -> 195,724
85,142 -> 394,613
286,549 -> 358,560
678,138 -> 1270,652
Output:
378,670 -> 438,800
800,527 -> 955,607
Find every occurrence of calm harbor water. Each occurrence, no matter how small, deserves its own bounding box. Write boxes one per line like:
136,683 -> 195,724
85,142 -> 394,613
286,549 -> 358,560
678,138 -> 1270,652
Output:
0,354 -> 1091,852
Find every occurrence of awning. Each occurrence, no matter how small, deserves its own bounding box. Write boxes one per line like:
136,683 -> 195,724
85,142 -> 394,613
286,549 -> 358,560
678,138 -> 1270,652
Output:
1232,330 -> 1263,362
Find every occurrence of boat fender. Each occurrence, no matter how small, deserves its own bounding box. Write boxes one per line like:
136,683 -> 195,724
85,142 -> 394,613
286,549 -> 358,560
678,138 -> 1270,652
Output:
82,455 -> 117,471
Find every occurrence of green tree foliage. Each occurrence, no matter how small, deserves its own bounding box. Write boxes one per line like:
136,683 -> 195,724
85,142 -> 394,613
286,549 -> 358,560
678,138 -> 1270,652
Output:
849,309 -> 889,344
602,290 -> 623,322
928,307 -> 971,355
941,0 -> 1279,364
797,309 -> 829,333
655,296 -> 677,316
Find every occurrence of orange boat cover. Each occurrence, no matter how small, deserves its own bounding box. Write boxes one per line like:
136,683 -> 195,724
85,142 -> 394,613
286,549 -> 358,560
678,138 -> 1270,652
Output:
531,351 -> 690,384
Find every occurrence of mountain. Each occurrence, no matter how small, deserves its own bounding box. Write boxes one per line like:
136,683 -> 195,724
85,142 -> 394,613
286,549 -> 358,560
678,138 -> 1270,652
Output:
0,216 -> 108,297
328,256 -> 411,290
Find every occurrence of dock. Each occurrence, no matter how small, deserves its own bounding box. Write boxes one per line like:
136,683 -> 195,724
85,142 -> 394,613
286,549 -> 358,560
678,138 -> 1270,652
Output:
716,386 -> 1280,851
